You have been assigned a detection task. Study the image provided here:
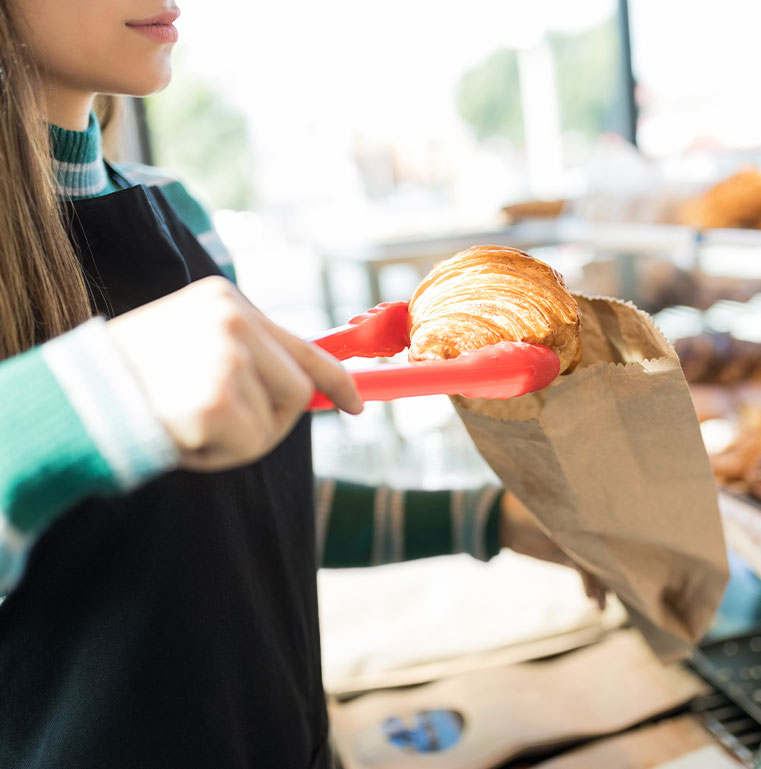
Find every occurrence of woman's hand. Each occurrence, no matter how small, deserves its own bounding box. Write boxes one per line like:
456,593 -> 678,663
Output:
107,276 -> 363,471
500,492 -> 607,610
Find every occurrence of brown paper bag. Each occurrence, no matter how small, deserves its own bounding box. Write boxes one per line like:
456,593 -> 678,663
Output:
452,295 -> 730,663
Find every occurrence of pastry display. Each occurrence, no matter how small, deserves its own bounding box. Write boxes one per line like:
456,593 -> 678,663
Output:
677,168 -> 761,230
673,325 -> 761,498
501,199 -> 565,224
685,378 -> 761,500
675,332 -> 761,385
407,245 -> 582,373
710,428 -> 761,492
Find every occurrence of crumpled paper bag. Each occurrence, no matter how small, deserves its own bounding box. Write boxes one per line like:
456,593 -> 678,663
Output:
452,294 -> 729,663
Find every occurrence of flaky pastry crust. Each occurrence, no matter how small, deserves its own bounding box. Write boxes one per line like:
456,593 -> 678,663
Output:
407,245 -> 581,373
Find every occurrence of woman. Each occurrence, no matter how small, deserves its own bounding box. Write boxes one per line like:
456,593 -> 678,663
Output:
0,2 -> 364,767
0,2 -> 603,766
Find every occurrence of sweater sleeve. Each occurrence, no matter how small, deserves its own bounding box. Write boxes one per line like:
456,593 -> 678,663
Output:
315,477 -> 503,568
0,318 -> 179,594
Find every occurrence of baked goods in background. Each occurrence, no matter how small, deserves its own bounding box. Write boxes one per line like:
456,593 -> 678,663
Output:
674,332 -> 761,385
684,377 -> 761,500
586,260 -> 761,316
501,199 -> 566,224
407,245 -> 582,374
668,322 -> 761,500
707,395 -> 761,498
677,168 -> 761,230
711,426 -> 761,495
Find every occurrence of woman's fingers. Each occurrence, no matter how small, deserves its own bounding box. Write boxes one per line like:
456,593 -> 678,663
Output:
579,569 -> 607,611
238,296 -> 364,416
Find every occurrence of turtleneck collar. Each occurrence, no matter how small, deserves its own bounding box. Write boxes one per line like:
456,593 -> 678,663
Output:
49,112 -> 115,199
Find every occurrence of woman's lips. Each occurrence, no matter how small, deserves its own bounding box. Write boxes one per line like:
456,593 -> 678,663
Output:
126,8 -> 180,43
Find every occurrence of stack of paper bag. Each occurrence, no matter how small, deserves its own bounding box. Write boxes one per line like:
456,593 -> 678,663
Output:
329,630 -> 708,769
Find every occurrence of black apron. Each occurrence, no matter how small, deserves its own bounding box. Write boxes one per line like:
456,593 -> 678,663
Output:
0,172 -> 329,769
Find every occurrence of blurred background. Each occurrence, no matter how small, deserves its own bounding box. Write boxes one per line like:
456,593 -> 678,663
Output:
132,1 -> 761,765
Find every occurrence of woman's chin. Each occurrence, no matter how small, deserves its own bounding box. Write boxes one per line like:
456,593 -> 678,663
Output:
111,64 -> 173,98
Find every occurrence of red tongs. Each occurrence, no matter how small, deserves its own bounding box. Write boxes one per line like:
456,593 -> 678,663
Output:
308,301 -> 559,410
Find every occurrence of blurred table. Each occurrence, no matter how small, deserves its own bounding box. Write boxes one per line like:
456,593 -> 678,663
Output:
317,218 -> 702,325
317,219 -> 556,325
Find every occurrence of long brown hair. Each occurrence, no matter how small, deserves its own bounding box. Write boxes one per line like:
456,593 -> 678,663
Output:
0,3 -> 93,359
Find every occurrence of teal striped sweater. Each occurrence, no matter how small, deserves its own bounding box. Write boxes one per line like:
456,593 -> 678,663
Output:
0,113 -> 502,593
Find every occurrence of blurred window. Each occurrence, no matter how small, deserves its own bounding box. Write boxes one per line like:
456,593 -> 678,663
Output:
147,0 -> 626,234
630,0 -> 761,160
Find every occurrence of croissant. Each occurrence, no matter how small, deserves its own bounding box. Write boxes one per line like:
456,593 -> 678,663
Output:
407,245 -> 582,373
